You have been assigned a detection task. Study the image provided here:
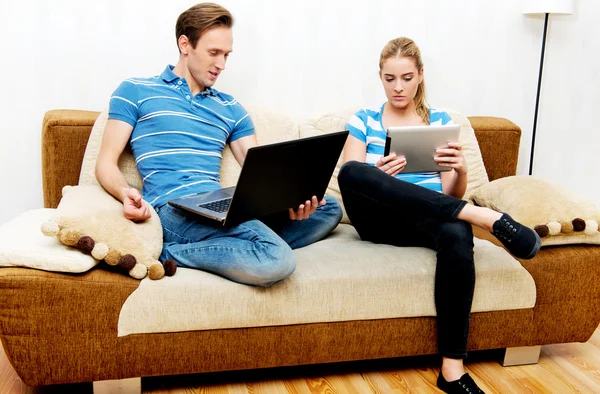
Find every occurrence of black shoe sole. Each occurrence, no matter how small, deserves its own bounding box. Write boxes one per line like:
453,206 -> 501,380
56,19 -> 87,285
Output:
523,231 -> 542,259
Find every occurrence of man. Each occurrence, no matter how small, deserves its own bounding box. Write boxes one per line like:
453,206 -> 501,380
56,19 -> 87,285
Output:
96,3 -> 342,287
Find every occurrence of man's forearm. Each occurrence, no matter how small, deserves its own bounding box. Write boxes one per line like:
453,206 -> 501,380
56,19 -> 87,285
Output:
95,160 -> 131,203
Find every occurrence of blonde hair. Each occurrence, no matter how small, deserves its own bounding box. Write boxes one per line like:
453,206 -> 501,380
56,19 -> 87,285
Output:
379,37 -> 429,125
175,3 -> 233,52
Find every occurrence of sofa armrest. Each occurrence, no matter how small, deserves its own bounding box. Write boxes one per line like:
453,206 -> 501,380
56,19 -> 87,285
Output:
468,117 -> 521,181
42,110 -> 101,208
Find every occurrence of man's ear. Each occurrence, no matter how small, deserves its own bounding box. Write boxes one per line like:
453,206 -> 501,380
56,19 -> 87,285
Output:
178,35 -> 190,55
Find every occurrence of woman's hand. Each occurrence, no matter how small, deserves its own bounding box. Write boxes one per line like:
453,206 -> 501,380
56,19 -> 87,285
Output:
375,153 -> 406,176
435,141 -> 467,175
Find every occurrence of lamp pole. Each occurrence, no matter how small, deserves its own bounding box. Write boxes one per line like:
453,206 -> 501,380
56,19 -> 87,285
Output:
529,12 -> 549,176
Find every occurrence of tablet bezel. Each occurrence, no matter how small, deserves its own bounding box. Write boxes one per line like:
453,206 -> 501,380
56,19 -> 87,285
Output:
384,124 -> 461,173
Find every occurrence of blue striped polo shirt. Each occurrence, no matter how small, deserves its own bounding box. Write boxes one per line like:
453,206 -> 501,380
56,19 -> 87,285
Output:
346,104 -> 454,192
108,65 -> 255,209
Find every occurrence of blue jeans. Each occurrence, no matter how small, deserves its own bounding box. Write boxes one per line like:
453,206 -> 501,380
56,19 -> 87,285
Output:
158,196 -> 342,287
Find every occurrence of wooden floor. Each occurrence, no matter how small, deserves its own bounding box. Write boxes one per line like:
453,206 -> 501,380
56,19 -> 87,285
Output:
2,326 -> 599,393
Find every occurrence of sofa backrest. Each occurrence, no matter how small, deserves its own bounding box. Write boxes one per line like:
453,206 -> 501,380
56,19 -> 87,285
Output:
78,106 -> 489,223
79,110 -> 143,190
78,106 -> 300,190
219,105 -> 299,187
42,109 -> 521,209
441,108 -> 490,194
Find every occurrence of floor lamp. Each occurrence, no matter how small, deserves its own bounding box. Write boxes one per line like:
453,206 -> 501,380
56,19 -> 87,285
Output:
523,0 -> 574,175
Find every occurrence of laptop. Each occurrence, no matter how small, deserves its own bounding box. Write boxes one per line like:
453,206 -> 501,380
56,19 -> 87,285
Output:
384,124 -> 461,173
168,130 -> 349,226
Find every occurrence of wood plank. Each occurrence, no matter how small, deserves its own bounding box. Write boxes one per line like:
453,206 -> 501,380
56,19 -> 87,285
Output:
541,344 -> 600,393
321,373 -> 377,394
250,380 -> 293,394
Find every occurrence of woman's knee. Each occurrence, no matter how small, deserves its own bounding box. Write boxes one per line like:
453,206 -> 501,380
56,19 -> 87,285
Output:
436,221 -> 474,259
440,220 -> 473,243
338,160 -> 368,187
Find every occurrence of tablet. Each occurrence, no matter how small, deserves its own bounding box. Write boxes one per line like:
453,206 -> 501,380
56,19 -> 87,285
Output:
384,124 -> 461,173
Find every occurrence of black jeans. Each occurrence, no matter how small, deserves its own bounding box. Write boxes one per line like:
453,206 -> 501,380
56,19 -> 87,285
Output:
338,161 -> 475,359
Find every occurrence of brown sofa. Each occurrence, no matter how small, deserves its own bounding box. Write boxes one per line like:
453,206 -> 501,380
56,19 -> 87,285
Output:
0,110 -> 598,387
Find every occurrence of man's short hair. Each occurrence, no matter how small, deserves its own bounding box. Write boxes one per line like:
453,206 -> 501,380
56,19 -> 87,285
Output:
175,3 -> 234,51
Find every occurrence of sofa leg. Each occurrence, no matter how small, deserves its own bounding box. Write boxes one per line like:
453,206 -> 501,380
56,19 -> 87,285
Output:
93,377 -> 141,394
501,345 -> 542,366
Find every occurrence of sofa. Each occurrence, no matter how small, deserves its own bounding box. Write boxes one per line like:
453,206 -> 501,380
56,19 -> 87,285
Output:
0,107 -> 598,388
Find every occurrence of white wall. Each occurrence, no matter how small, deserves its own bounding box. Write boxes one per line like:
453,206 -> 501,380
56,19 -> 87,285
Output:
0,0 -> 598,224
531,0 -> 600,203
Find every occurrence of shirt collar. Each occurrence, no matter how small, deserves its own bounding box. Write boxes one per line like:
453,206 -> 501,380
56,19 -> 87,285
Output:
160,65 -> 179,83
160,64 -> 217,96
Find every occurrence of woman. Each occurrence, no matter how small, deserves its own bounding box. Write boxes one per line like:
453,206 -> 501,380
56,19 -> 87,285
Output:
338,37 -> 540,394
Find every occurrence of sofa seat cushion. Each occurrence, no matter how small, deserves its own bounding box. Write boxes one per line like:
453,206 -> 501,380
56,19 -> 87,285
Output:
117,224 -> 536,337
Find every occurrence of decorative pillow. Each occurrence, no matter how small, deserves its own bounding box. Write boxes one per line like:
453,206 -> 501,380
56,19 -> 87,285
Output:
470,175 -> 600,246
0,209 -> 97,273
443,108 -> 489,197
40,184 -> 176,279
299,107 -> 489,224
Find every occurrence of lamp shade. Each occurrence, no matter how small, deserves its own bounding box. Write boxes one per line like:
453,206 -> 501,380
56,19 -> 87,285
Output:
523,0 -> 574,15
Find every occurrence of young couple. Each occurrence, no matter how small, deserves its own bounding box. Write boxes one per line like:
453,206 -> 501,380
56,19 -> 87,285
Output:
96,3 -> 541,393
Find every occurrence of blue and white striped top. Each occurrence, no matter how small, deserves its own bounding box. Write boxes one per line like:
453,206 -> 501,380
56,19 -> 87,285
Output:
346,104 -> 454,192
108,65 -> 255,209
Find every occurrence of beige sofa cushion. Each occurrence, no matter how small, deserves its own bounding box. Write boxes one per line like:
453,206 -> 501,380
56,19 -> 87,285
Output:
299,108 -> 489,224
117,224 -> 536,337
444,108 -> 489,198
299,108 -> 356,224
0,209 -> 97,273
219,105 -> 299,187
78,106 -> 298,189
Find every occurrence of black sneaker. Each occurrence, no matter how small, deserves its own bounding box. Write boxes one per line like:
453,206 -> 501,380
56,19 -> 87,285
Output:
492,213 -> 541,259
437,372 -> 485,394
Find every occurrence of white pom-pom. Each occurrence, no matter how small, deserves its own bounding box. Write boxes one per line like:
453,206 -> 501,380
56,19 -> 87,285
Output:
91,243 -> 109,260
61,185 -> 73,196
548,221 -> 561,236
584,220 -> 598,235
129,263 -> 148,279
41,221 -> 60,236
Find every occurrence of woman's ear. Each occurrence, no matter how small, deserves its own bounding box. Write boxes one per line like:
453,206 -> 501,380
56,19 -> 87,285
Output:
419,68 -> 425,83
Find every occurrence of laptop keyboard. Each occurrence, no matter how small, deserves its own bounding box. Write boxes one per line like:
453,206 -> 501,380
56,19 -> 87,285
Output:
198,198 -> 231,213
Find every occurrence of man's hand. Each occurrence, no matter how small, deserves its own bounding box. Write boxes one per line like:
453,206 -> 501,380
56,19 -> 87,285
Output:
288,196 -> 326,221
376,153 -> 406,176
123,188 -> 151,221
